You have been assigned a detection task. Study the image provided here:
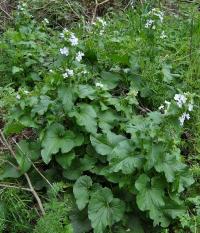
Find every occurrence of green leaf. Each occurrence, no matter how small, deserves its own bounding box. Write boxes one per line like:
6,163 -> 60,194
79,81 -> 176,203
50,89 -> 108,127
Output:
4,121 -> 25,136
155,151 -> 186,182
58,86 -> 75,112
88,187 -> 125,233
135,174 -> 166,225
12,66 -> 23,74
70,209 -> 92,233
55,151 -> 76,169
110,140 -> 144,174
69,104 -> 97,134
77,85 -> 96,100
16,140 -> 41,173
90,132 -> 125,156
41,123 -> 84,164
0,164 -> 21,180
101,71 -> 121,89
73,175 -> 93,210
31,95 -> 52,116
162,64 -> 180,83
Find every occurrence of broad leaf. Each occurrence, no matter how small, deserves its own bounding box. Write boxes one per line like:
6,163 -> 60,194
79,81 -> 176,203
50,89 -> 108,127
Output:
69,104 -> 97,134
88,187 -> 125,233
55,151 -> 76,169
90,132 -> 125,156
73,175 -> 93,210
41,123 -> 84,163
58,86 -> 75,112
77,85 -> 96,100
101,71 -> 121,89
16,140 -> 41,173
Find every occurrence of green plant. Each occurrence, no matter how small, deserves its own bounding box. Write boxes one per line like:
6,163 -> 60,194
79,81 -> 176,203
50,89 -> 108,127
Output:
0,1 -> 199,232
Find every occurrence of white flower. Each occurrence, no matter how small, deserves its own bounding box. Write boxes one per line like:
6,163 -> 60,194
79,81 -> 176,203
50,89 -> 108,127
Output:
96,82 -> 104,88
97,17 -> 107,27
60,47 -> 69,56
49,69 -> 53,73
179,112 -> 190,126
63,72 -> 68,78
76,51 -> 84,62
69,33 -> 78,46
159,105 -> 164,110
66,69 -> 74,76
110,66 -> 121,72
188,103 -> 193,112
60,28 -> 69,38
145,19 -> 154,28
123,68 -> 131,74
174,94 -> 187,108
44,18 -> 49,24
24,90 -> 29,94
160,31 -> 167,39
63,69 -> 74,78
16,94 -> 21,100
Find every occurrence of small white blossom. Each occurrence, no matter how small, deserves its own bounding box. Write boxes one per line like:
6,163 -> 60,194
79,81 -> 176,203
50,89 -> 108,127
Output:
160,31 -> 167,39
69,33 -> 78,46
60,28 -> 69,38
174,94 -> 187,108
16,94 -> 21,100
179,112 -> 190,126
24,90 -> 29,94
63,69 -> 74,78
76,51 -> 84,62
110,66 -> 121,72
44,18 -> 49,24
145,19 -> 154,28
159,105 -> 164,110
123,68 -> 131,74
97,17 -> 107,27
60,47 -> 69,56
49,69 -> 53,73
96,82 -> 104,88
188,103 -> 193,111
66,69 -> 74,76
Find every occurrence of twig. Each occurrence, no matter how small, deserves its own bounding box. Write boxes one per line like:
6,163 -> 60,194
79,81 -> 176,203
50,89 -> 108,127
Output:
0,4 -> 12,19
12,138 -> 53,189
0,130 -> 45,216
91,0 -> 111,24
0,183 -> 31,192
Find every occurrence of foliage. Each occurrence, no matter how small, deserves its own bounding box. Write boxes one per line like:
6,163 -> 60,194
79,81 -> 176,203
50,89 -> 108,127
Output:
0,1 -> 199,233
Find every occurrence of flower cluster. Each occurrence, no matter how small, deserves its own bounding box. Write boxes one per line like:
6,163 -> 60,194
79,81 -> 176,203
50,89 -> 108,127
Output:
179,113 -> 190,126
96,82 -> 104,88
76,51 -> 84,62
63,69 -> 74,78
60,47 -> 69,56
145,19 -> 155,29
145,8 -> 164,30
174,94 -> 187,108
160,31 -> 167,39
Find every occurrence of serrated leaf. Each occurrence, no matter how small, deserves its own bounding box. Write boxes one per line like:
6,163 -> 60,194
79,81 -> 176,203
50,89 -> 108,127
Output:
55,151 -> 75,169
155,151 -> 186,182
77,85 -> 96,100
101,71 -> 121,89
88,187 -> 125,233
135,174 -> 166,225
31,95 -> 52,116
69,104 -> 97,134
73,176 -> 93,210
90,132 -> 125,156
58,86 -> 75,112
41,123 -> 84,164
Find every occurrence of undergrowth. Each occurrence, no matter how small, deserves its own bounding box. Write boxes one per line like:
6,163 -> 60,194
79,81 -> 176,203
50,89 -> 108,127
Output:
0,0 -> 199,233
